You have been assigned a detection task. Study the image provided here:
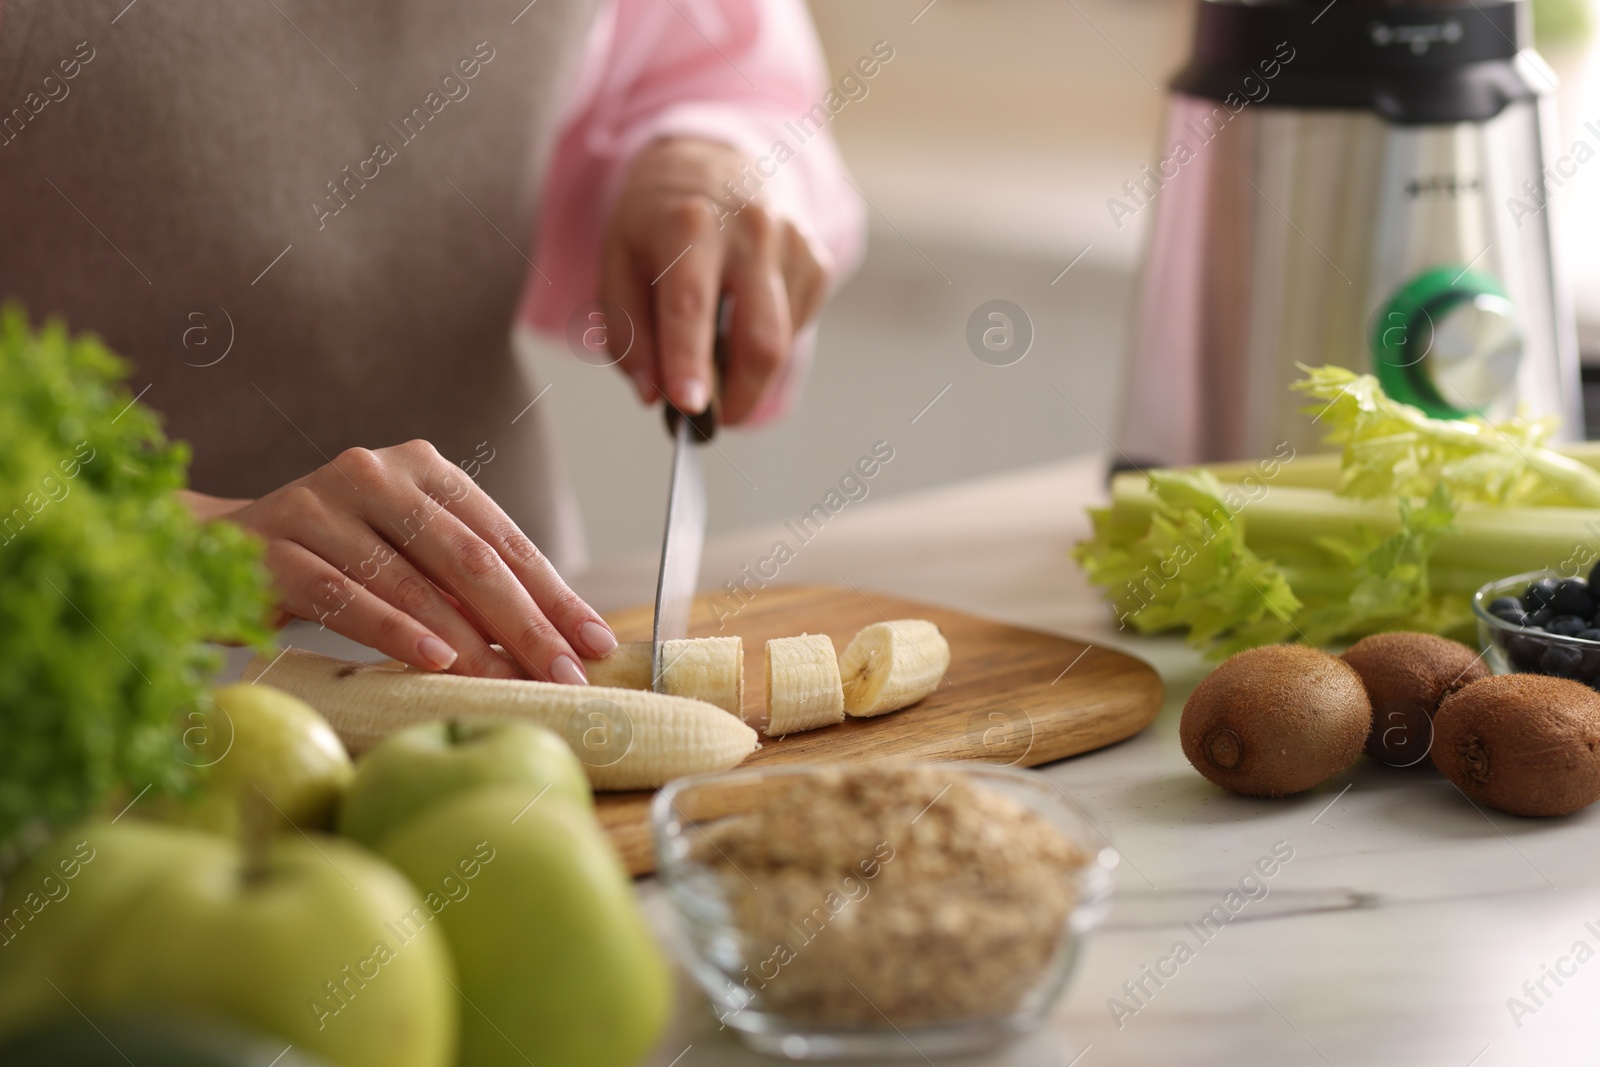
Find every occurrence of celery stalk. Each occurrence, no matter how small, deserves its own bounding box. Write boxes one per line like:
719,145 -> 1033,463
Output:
1110,475 -> 1596,582
1076,366 -> 1600,653
1558,440 -> 1600,472
1182,453 -> 1343,490
1086,455 -> 1598,654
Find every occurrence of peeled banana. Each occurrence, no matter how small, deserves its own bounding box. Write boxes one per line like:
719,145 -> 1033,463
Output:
763,634 -> 845,737
242,649 -> 758,791
582,637 -> 744,717
838,619 -> 950,717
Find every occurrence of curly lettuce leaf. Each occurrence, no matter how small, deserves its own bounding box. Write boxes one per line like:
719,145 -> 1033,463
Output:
0,305 -> 274,863
1293,364 -> 1600,507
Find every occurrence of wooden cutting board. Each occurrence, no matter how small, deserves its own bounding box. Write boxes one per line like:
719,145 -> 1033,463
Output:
597,584 -> 1162,875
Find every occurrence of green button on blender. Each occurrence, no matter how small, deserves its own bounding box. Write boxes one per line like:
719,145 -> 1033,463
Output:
1371,265 -> 1523,420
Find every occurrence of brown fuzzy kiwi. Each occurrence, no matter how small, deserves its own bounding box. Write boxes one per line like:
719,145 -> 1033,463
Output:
1180,644 -> 1371,796
1431,674 -> 1600,817
1342,632 -> 1489,768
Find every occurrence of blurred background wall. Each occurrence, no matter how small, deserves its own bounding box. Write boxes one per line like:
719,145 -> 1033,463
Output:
526,0 -> 1600,569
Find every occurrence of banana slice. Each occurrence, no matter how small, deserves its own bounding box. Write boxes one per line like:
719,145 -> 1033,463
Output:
583,637 -> 744,717
839,619 -> 950,717
763,634 -> 845,737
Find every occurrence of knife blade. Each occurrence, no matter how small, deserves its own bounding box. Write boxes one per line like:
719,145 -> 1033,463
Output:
650,413 -> 706,691
650,298 -> 725,692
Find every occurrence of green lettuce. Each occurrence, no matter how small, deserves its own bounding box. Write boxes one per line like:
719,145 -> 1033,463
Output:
0,305 -> 273,864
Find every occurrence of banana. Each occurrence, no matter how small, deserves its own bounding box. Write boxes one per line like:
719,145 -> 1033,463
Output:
242,649 -> 758,791
763,633 -> 845,737
582,637 -> 744,717
838,619 -> 950,717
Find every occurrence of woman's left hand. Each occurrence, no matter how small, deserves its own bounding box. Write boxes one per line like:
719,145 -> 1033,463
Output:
600,137 -> 832,425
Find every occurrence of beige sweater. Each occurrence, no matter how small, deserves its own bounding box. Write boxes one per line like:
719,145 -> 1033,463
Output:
0,0 -> 597,569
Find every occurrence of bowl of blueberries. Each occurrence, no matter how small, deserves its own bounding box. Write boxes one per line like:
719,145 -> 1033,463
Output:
1475,569 -> 1600,684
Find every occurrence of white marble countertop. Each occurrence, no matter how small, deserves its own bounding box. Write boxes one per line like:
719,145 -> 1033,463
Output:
255,453 -> 1600,1066
578,453 -> 1600,1067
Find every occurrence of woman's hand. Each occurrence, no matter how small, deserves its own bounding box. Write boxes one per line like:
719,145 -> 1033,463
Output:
601,137 -> 832,424
185,440 -> 617,681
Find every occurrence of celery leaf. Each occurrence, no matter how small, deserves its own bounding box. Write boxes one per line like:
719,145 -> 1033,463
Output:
1293,483 -> 1471,645
1293,365 -> 1600,506
1073,470 -> 1301,656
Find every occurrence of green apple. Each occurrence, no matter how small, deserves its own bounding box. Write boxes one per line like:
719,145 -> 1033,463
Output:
79,831 -> 456,1067
163,683 -> 353,834
379,785 -> 671,1067
339,720 -> 591,849
0,1013 -> 334,1067
0,820 -> 219,1038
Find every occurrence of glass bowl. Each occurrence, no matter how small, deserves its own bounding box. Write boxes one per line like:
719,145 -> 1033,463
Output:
649,762 -> 1118,1060
1474,569 -> 1600,685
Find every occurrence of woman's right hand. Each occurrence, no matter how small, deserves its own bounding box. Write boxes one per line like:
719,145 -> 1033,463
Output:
184,440 -> 617,682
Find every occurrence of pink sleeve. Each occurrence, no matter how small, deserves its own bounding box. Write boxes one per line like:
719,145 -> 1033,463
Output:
521,0 -> 866,422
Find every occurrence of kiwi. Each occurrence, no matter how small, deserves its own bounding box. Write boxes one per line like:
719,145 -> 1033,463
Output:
1180,644 -> 1371,796
1431,674 -> 1600,817
1341,632 -> 1489,767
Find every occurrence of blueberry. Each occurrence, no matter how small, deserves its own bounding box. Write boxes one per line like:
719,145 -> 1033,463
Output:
1548,614 -> 1588,637
1489,596 -> 1527,624
1550,579 -> 1595,618
1508,634 -> 1546,671
1524,577 -> 1562,611
1540,643 -> 1584,679
1589,559 -> 1600,590
1580,629 -> 1600,642
1523,607 -> 1553,630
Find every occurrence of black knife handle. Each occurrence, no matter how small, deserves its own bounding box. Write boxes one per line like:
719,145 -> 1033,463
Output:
663,294 -> 729,444
664,399 -> 718,444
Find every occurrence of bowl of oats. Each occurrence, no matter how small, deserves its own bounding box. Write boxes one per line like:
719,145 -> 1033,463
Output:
650,762 -> 1118,1059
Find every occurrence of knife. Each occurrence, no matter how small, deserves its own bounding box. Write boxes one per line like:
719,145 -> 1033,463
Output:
650,298 -> 726,692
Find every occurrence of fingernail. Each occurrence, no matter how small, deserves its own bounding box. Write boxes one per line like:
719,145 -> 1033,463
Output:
679,377 -> 709,414
551,654 -> 587,686
580,620 -> 617,657
418,635 -> 458,671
